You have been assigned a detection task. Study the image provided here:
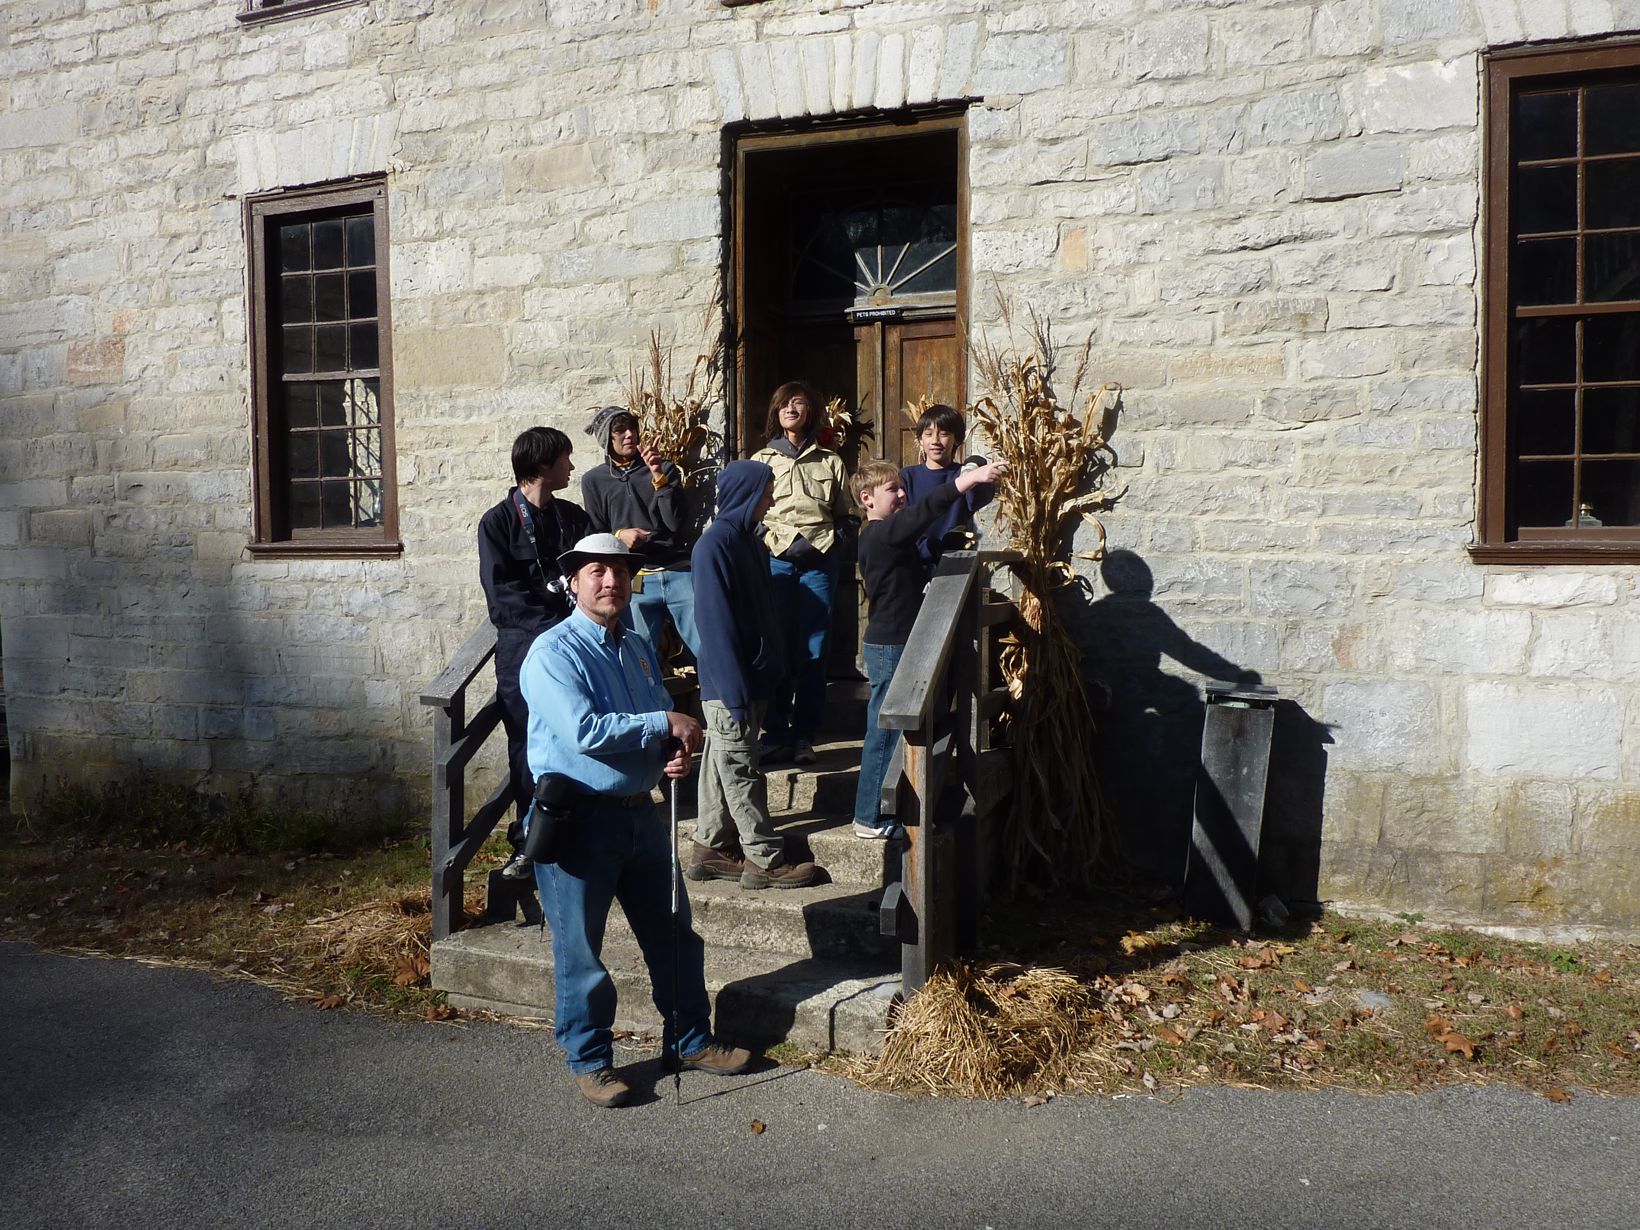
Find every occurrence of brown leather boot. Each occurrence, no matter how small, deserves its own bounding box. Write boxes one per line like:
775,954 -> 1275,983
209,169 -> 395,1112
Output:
739,859 -> 820,890
678,1044 -> 754,1075
573,1068 -> 631,1109
686,841 -> 745,882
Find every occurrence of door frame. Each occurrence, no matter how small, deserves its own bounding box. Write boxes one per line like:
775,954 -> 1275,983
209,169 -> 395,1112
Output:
724,108 -> 970,459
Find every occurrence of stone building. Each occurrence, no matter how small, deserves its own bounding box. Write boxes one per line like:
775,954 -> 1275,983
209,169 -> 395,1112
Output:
3,0 -> 1639,931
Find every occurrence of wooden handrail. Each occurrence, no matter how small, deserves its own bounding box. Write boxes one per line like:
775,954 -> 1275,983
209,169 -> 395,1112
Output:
879,552 -> 980,731
420,622 -> 498,707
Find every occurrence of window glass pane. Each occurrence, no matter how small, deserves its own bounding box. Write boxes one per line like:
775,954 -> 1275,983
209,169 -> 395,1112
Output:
1585,159 -> 1640,229
1513,237 -> 1576,305
1580,459 -> 1640,524
287,432 -> 319,480
1586,83 -> 1640,156
1584,232 -> 1640,302
350,323 -> 379,370
1515,459 -> 1575,526
1514,316 -> 1576,384
346,215 -> 375,268
321,481 -> 354,528
317,381 -> 347,426
1582,386 -> 1640,453
279,275 -> 312,324
347,379 -> 381,428
1514,164 -> 1577,234
1515,91 -> 1577,161
313,219 -> 345,270
278,222 -> 311,273
351,428 -> 382,477
285,383 -> 318,429
281,325 -> 313,374
319,430 -> 353,479
290,482 -> 322,530
1514,388 -> 1576,456
1584,314 -> 1640,381
315,324 -> 347,372
348,270 -> 377,319
314,273 -> 346,322
353,480 -> 383,528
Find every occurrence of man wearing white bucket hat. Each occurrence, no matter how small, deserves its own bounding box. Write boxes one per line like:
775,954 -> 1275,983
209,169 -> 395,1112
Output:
518,532 -> 752,1108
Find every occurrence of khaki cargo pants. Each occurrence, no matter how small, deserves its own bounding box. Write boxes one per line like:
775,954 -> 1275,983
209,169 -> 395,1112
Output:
693,699 -> 785,871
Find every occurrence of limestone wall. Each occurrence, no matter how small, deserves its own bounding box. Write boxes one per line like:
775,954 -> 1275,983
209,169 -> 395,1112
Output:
2,0 -> 1638,928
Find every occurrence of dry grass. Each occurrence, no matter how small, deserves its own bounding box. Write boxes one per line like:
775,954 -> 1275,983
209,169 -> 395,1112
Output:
967,299 -> 1121,894
625,314 -> 723,483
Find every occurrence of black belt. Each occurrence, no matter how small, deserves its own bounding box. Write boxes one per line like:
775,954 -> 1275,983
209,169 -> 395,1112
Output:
587,790 -> 653,809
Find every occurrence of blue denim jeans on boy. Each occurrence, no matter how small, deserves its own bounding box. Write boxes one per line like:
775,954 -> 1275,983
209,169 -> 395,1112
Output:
534,795 -> 713,1074
764,552 -> 838,744
852,641 -> 905,827
624,566 -> 699,659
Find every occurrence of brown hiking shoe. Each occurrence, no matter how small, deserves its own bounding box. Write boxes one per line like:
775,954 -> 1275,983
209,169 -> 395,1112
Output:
679,1044 -> 754,1076
573,1068 -> 631,1109
739,859 -> 820,890
686,841 -> 745,882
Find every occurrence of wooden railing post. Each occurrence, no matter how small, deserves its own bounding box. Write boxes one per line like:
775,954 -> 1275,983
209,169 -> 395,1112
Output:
429,691 -> 463,943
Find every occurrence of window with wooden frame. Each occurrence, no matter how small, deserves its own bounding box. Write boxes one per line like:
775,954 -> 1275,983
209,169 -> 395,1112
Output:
235,0 -> 367,27
245,178 -> 399,557
1479,42 -> 1640,561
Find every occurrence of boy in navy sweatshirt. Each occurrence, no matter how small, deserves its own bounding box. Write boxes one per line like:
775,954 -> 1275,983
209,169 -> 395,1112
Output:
851,456 -> 1006,839
899,403 -> 995,563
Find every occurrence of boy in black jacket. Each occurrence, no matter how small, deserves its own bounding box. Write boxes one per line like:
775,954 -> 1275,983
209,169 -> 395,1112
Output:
477,426 -> 590,874
850,456 -> 1005,839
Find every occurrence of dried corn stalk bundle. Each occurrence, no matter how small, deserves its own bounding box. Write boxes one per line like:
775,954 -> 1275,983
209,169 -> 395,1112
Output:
969,302 -> 1120,895
625,324 -> 723,481
817,394 -> 873,457
851,962 -> 1098,1097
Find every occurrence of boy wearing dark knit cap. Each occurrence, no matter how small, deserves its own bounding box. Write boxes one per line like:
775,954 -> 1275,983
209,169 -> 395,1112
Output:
580,405 -> 699,658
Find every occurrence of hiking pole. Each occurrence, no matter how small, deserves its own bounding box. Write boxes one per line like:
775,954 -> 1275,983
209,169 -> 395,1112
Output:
668,741 -> 683,1107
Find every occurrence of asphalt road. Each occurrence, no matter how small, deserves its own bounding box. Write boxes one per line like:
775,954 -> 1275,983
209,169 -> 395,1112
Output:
4,941 -> 1637,1230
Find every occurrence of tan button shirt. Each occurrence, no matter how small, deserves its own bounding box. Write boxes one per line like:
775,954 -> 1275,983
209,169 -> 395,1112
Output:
750,438 -> 853,558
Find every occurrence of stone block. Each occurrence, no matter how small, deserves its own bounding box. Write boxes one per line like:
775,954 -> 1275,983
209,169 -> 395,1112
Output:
769,40 -> 806,119
28,508 -> 92,546
1379,0 -> 1472,45
1326,683 -> 1444,775
1296,333 -> 1394,379
1135,160 -> 1221,213
396,326 -> 505,389
1304,141 -> 1405,201
906,24 -> 942,106
1126,15 -> 1208,81
973,33 -> 1068,94
1353,58 -> 1478,134
972,226 -> 1057,273
1363,184 -> 1477,236
1259,384 -> 1361,424
938,21 -> 980,101
1222,295 -> 1328,338
1246,85 -> 1348,148
1314,0 -> 1379,55
708,47 -> 745,123
1487,572 -> 1621,609
873,31 -> 907,112
828,33 -> 855,114
800,38 -> 832,115
1247,558 -> 1355,618
1386,609 -> 1532,675
738,41 -> 777,121
1221,7 -> 1311,68
1088,111 -> 1201,167
850,29 -> 879,112
1467,681 -> 1624,780
0,104 -> 77,150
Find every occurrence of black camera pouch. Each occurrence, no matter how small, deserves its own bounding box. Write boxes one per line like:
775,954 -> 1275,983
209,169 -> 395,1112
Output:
522,772 -> 578,865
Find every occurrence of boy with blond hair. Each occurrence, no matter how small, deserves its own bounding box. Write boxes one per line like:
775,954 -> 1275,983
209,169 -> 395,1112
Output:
850,455 -> 1005,838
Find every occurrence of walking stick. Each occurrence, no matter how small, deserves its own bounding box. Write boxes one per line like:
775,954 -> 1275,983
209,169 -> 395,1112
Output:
669,753 -> 682,1107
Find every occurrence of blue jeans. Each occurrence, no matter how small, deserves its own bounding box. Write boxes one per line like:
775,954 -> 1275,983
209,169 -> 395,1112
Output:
625,567 -> 699,659
534,797 -> 714,1074
853,641 -> 904,827
764,553 -> 838,744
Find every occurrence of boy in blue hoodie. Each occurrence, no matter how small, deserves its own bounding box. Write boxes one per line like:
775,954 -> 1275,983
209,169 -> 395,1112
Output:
688,461 -> 822,890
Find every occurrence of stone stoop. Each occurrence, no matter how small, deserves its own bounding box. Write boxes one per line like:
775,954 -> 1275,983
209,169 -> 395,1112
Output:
431,735 -> 905,1056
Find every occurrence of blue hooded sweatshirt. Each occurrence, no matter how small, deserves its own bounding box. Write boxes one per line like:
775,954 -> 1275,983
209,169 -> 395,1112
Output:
692,460 -> 785,722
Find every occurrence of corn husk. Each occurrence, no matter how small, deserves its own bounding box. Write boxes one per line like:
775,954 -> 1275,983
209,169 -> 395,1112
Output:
625,309 -> 723,481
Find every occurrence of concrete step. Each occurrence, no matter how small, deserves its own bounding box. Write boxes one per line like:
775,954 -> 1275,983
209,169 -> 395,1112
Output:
680,815 -> 902,892
434,920 -> 899,1054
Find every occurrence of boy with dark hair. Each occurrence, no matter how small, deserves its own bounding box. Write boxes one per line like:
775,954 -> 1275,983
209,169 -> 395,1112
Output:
850,455 -> 1005,839
899,403 -> 994,563
580,405 -> 699,658
478,426 -> 590,876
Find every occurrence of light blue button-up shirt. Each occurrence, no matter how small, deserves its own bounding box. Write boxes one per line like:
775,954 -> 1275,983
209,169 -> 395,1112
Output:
519,606 -> 673,796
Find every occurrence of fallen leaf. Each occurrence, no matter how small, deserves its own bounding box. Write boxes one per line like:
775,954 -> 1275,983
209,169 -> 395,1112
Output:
750,1119 -> 766,1134
1544,1086 -> 1572,1103
426,1002 -> 455,1022
1592,969 -> 1613,984
1505,1003 -> 1524,1020
1423,1013 -> 1452,1036
1292,979 -> 1314,994
1438,1031 -> 1477,1060
316,994 -> 346,1010
261,902 -> 287,917
1022,1093 -> 1052,1108
1141,1071 -> 1157,1091
1154,1025 -> 1184,1045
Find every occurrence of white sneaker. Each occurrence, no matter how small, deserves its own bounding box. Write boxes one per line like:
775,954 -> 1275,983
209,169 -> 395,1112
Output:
852,821 -> 905,841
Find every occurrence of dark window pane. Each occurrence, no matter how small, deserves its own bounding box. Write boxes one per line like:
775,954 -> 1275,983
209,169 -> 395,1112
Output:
278,222 -> 311,273
348,270 -> 377,319
313,219 -> 344,270
1584,314 -> 1640,381
1515,91 -> 1577,161
1580,459 -> 1640,524
1515,459 -> 1575,526
352,480 -> 381,528
1514,237 -> 1577,305
317,381 -> 347,426
1586,159 -> 1640,229
287,432 -> 319,480
315,324 -> 347,372
290,482 -> 322,530
350,323 -> 378,370
346,215 -> 375,268
281,325 -> 313,374
1514,388 -> 1576,456
1514,315 -> 1577,384
1583,386 -> 1640,453
1586,83 -> 1640,156
1514,164 -> 1577,234
279,275 -> 312,324
285,383 -> 318,429
319,430 -> 353,479
314,273 -> 346,323
321,481 -> 353,528
898,249 -> 958,296
1584,232 -> 1640,302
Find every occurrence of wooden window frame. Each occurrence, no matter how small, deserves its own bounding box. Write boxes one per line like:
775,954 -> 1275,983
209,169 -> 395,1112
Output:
245,177 -> 401,559
1477,39 -> 1640,563
235,0 -> 368,28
